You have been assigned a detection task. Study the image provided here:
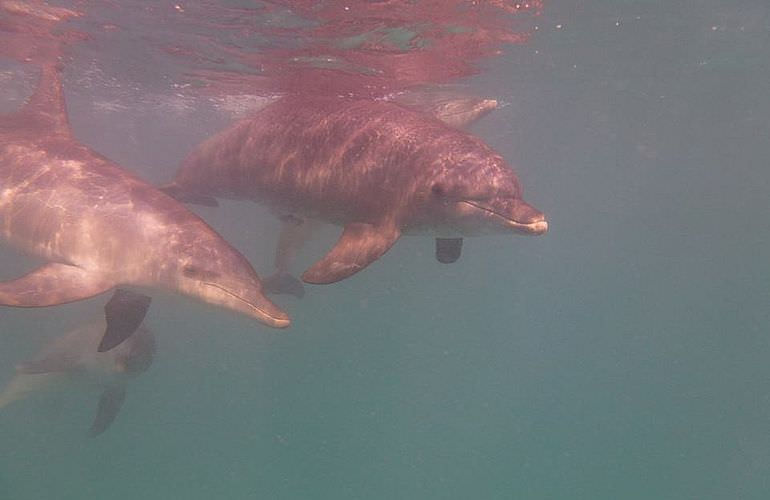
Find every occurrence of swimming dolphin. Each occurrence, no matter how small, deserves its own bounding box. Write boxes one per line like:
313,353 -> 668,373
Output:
260,92 -> 500,297
163,93 -> 547,285
0,291 -> 156,436
0,63 -> 290,341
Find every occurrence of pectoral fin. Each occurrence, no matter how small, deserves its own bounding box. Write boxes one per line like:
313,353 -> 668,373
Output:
435,238 -> 463,263
0,263 -> 112,307
264,272 -> 305,298
98,289 -> 152,352
264,215 -> 314,298
88,383 -> 127,437
274,215 -> 315,273
302,222 -> 401,284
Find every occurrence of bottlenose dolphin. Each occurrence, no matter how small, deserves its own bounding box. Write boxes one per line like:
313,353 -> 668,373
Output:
0,63 -> 290,341
164,92 -> 547,285
261,92 -> 500,296
0,291 -> 156,436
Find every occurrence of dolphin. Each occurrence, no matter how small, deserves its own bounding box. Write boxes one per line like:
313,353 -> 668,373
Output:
259,92 -> 500,297
0,290 -> 157,436
0,63 -> 290,343
163,92 -> 547,285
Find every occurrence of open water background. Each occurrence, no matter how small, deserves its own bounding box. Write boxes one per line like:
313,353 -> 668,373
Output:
1,1 -> 769,498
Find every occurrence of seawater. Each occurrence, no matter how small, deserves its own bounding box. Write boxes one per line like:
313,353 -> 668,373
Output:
1,1 -> 769,498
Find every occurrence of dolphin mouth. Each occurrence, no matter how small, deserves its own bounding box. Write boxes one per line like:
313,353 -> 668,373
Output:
459,200 -> 548,235
202,282 -> 291,328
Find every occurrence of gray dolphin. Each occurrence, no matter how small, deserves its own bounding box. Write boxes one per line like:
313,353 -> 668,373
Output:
262,91 -> 500,296
0,292 -> 156,436
0,64 -> 290,338
163,93 -> 547,285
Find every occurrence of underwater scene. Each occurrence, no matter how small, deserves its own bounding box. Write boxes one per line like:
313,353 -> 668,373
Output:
1,1 -> 769,498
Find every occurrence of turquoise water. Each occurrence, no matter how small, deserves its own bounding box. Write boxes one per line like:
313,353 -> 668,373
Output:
2,1 -> 770,498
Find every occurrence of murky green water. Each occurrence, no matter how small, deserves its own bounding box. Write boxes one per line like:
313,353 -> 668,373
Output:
1,1 -> 769,498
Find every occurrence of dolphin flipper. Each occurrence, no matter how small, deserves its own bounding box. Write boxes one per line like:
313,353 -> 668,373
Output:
265,215 -> 317,298
98,289 -> 152,352
264,272 -> 305,298
88,383 -> 127,437
0,263 -> 112,307
435,237 -> 463,263
302,222 -> 400,284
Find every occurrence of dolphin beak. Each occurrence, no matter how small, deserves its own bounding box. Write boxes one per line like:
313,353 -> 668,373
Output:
253,297 -> 291,328
199,282 -> 291,328
510,200 -> 548,235
459,198 -> 548,235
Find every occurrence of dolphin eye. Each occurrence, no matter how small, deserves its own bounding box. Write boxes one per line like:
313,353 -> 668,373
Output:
182,265 -> 201,278
182,265 -> 220,281
431,183 -> 445,196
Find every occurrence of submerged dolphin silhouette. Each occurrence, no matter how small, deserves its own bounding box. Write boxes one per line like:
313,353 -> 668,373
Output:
0,292 -> 156,436
0,64 -> 290,340
163,93 -> 547,285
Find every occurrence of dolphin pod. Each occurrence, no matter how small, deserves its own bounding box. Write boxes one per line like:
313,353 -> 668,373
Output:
0,0 -> 548,440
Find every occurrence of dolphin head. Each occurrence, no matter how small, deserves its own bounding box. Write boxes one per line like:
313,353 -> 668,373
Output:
167,233 -> 290,329
420,145 -> 548,236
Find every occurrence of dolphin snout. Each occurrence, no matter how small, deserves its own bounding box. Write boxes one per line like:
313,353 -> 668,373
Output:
512,201 -> 544,224
194,279 -> 291,328
256,297 -> 291,328
511,200 -> 548,235
223,284 -> 291,328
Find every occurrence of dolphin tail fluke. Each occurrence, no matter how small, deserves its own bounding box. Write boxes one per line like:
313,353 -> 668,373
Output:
302,221 -> 401,284
0,263 -> 113,308
263,272 -> 305,298
88,383 -> 127,437
98,289 -> 152,352
158,183 -> 219,207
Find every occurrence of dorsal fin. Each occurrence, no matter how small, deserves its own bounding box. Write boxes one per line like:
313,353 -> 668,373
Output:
390,87 -> 498,129
14,63 -> 72,135
0,1 -> 81,134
